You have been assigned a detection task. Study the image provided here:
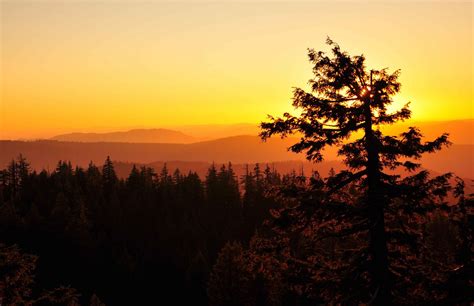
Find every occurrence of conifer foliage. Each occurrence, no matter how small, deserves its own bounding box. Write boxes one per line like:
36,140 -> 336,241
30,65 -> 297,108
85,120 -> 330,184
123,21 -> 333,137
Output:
0,156 -> 281,305
258,38 -> 471,304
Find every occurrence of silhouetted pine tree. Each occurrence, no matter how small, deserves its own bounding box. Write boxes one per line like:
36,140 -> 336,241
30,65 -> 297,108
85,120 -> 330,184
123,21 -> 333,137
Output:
102,156 -> 118,190
242,164 -> 257,238
263,165 -> 281,188
4,158 -> 21,200
259,38 -> 453,304
242,164 -> 275,240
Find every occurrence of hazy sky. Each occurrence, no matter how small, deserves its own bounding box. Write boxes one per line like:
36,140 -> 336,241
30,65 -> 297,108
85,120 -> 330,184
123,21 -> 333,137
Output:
1,1 -> 472,138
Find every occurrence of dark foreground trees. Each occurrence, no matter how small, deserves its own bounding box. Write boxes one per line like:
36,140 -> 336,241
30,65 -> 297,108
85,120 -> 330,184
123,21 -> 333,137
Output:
257,38 -> 472,304
0,153 -> 470,305
0,156 -> 282,305
0,244 -> 84,305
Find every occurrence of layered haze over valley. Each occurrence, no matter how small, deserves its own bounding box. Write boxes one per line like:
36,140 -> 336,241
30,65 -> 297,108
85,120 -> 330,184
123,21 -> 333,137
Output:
1,119 -> 472,179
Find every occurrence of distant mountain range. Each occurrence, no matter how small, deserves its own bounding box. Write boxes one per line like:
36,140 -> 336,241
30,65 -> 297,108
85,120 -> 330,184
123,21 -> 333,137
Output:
1,119 -> 472,179
168,123 -> 261,141
46,119 -> 473,145
50,128 -> 196,144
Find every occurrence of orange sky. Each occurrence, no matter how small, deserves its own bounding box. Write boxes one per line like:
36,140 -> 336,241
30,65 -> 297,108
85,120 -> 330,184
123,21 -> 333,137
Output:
1,1 -> 472,139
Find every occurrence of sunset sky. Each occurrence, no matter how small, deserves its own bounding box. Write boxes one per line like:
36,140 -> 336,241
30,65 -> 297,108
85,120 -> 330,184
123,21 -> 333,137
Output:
1,0 -> 472,139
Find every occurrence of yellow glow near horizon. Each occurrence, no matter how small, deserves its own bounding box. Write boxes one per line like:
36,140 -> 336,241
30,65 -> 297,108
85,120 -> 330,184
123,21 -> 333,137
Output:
1,1 -> 472,139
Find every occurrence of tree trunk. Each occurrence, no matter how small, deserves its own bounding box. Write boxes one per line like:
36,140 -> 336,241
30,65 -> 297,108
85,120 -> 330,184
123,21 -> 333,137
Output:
364,90 -> 392,305
367,187 -> 391,305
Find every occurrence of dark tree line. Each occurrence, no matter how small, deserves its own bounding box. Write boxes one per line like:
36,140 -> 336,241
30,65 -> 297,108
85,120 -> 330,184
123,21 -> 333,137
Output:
0,155 -> 287,305
0,153 -> 470,305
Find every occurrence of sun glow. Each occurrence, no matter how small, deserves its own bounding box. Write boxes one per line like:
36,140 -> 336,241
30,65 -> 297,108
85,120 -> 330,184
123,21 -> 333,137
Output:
1,1 -> 472,139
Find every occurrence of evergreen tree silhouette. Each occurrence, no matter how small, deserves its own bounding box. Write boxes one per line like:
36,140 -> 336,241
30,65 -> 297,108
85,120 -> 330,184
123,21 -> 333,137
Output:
102,156 -> 118,188
260,38 -> 451,304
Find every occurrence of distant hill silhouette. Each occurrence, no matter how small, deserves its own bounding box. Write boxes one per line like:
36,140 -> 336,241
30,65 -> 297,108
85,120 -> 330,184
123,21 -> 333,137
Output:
1,135 -> 472,178
173,119 -> 474,144
37,119 -> 473,144
170,123 -> 261,141
50,128 -> 196,143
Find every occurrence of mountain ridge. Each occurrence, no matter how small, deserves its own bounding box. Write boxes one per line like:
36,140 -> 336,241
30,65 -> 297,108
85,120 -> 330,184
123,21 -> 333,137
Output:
50,128 -> 196,144
43,119 -> 474,145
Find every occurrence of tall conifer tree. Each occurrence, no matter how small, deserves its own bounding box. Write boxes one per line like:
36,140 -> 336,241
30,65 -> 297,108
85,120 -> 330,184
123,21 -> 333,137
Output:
260,38 -> 451,304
